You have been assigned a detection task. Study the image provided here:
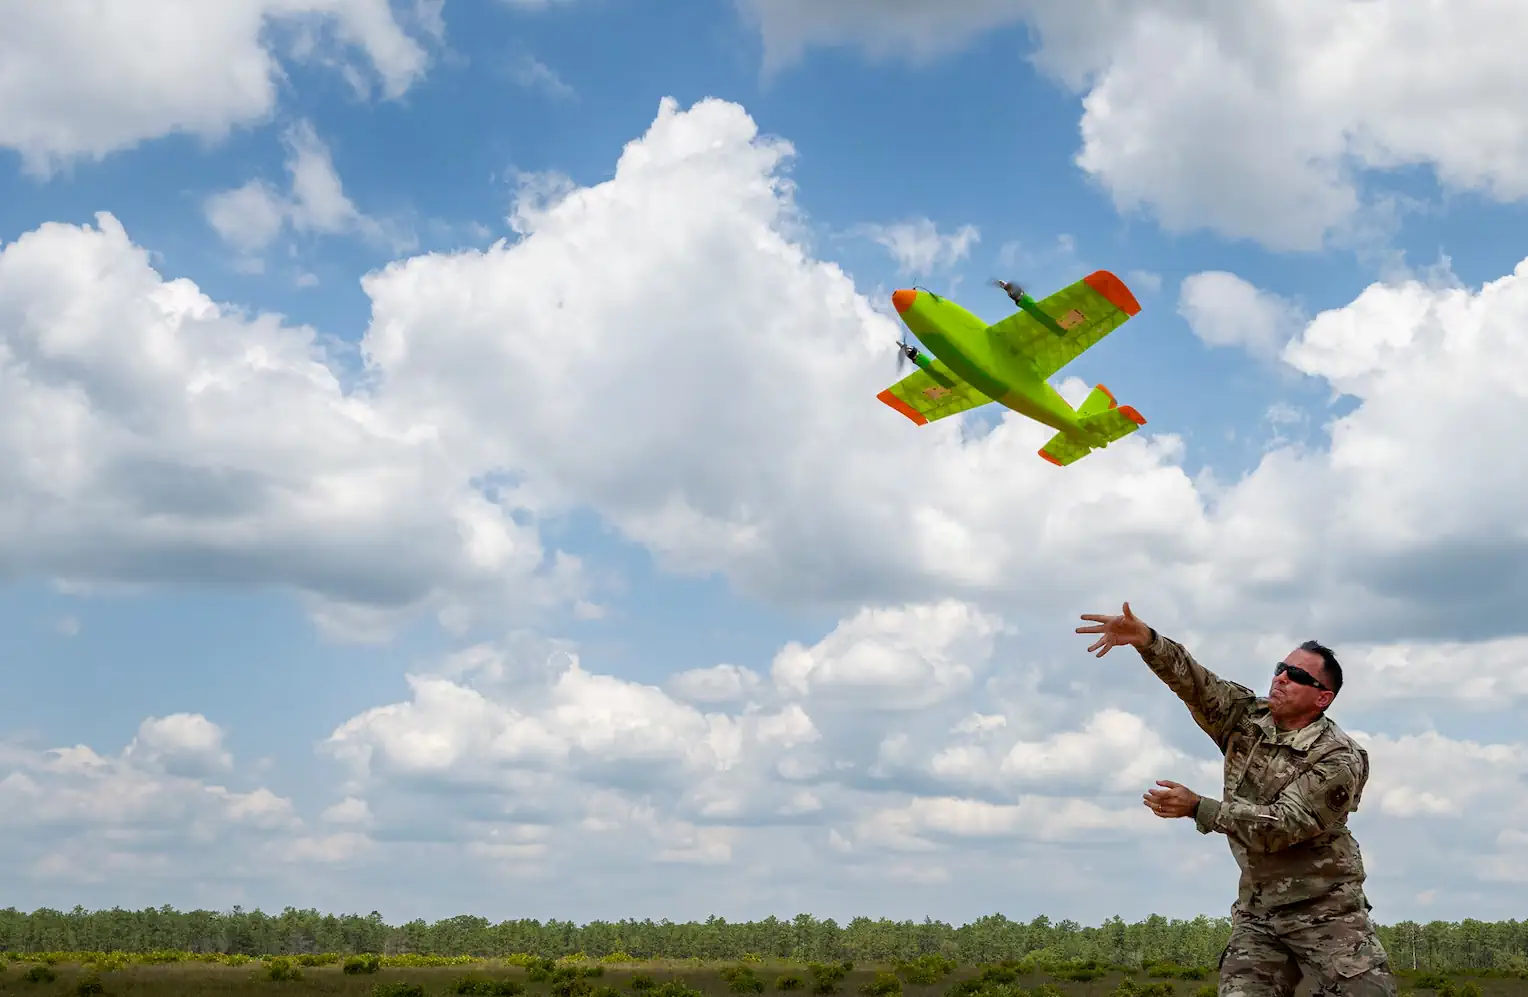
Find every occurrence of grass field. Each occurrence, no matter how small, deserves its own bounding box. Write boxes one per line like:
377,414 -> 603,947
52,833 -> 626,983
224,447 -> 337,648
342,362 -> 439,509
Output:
0,955 -> 1519,997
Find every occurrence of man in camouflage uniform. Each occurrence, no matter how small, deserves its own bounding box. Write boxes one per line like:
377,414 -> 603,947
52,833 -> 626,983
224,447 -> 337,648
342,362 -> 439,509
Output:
1076,603 -> 1396,997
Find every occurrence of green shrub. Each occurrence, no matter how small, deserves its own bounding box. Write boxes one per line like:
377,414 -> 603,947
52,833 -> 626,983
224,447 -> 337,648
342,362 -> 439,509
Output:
651,983 -> 705,997
373,984 -> 427,997
296,953 -> 340,967
550,967 -> 611,997
518,957 -> 559,980
945,971 -> 1066,997
1048,963 -> 1107,983
138,950 -> 186,965
808,961 -> 853,995
630,974 -> 658,991
553,975 -> 595,997
262,956 -> 303,982
861,971 -> 903,997
947,964 -> 1024,997
24,965 -> 58,984
778,974 -> 806,991
895,956 -> 957,986
452,975 -> 529,996
381,954 -> 480,969
1423,982 -> 1483,997
723,965 -> 768,993
1194,986 -> 1216,997
75,974 -> 106,996
944,983 -> 1024,997
90,953 -> 129,974
1111,981 -> 1174,997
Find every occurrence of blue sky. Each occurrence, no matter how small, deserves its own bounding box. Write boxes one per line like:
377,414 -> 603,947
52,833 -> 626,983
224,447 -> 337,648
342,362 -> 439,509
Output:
4,0 -> 1528,931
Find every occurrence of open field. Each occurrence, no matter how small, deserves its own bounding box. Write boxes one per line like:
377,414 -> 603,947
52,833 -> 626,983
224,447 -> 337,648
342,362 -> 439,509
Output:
2,907 -> 1526,997
1,953 -> 1526,997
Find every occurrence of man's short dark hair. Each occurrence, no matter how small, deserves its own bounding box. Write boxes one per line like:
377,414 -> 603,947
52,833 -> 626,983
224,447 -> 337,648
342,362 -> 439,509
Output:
1300,639 -> 1342,696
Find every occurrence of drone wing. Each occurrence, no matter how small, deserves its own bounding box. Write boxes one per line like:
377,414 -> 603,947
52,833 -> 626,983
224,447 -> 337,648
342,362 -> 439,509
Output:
877,358 -> 995,425
988,270 -> 1142,381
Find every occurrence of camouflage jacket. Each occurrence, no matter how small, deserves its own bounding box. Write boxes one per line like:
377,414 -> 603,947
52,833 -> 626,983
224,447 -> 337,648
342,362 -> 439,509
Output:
1140,631 -> 1372,913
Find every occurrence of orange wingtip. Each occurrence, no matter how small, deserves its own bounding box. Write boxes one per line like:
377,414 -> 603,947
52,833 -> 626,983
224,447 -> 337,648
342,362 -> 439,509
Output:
1038,448 -> 1064,466
878,388 -> 928,425
1118,404 -> 1146,426
1083,270 -> 1142,317
1096,383 -> 1118,408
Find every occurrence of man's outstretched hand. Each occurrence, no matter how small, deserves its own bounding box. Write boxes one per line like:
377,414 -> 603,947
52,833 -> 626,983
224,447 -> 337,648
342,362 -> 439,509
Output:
1144,780 -> 1201,819
1076,601 -> 1153,657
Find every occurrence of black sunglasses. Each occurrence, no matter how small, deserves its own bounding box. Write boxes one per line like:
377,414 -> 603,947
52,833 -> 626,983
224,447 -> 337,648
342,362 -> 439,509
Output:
1275,661 -> 1329,692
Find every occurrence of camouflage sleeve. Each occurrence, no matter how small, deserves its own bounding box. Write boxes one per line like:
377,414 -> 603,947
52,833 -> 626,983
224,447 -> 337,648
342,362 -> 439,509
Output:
1137,631 -> 1255,750
1193,747 -> 1362,850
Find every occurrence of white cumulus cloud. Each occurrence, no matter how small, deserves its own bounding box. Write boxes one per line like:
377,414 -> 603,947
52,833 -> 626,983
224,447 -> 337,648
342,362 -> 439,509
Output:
1178,271 -> 1306,360
0,715 -> 351,892
204,120 -> 397,261
736,0 -> 1528,252
668,664 -> 764,704
123,713 -> 233,778
0,211 -> 583,641
0,0 -> 436,175
856,217 -> 981,277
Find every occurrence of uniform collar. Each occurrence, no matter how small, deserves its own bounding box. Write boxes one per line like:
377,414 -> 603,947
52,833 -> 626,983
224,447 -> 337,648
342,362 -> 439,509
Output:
1253,709 -> 1330,751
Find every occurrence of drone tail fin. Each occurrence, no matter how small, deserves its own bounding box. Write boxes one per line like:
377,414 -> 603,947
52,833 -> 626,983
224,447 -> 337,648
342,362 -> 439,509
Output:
1076,383 -> 1118,418
1038,397 -> 1146,466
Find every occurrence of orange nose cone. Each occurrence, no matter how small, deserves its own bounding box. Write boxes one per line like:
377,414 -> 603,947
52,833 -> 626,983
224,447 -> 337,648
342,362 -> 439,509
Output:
892,288 -> 917,314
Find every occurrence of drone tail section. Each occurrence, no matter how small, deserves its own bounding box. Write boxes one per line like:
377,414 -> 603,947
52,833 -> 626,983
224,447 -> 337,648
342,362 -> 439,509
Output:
1037,397 -> 1146,466
1075,383 -> 1118,418
1037,432 -> 1091,466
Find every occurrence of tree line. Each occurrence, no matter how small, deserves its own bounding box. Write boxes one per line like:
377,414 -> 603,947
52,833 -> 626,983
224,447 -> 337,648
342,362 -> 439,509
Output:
0,907 -> 1523,974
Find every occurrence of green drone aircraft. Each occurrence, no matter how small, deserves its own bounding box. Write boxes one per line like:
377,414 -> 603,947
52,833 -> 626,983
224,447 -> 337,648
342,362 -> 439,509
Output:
877,270 -> 1145,466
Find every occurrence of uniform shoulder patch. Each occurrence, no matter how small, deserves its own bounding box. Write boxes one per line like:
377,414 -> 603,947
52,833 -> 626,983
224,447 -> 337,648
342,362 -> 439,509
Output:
1325,783 -> 1351,812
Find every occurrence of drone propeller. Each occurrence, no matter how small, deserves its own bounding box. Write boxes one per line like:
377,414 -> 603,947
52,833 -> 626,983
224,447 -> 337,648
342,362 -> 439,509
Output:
990,278 -> 1027,306
896,334 -> 917,373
